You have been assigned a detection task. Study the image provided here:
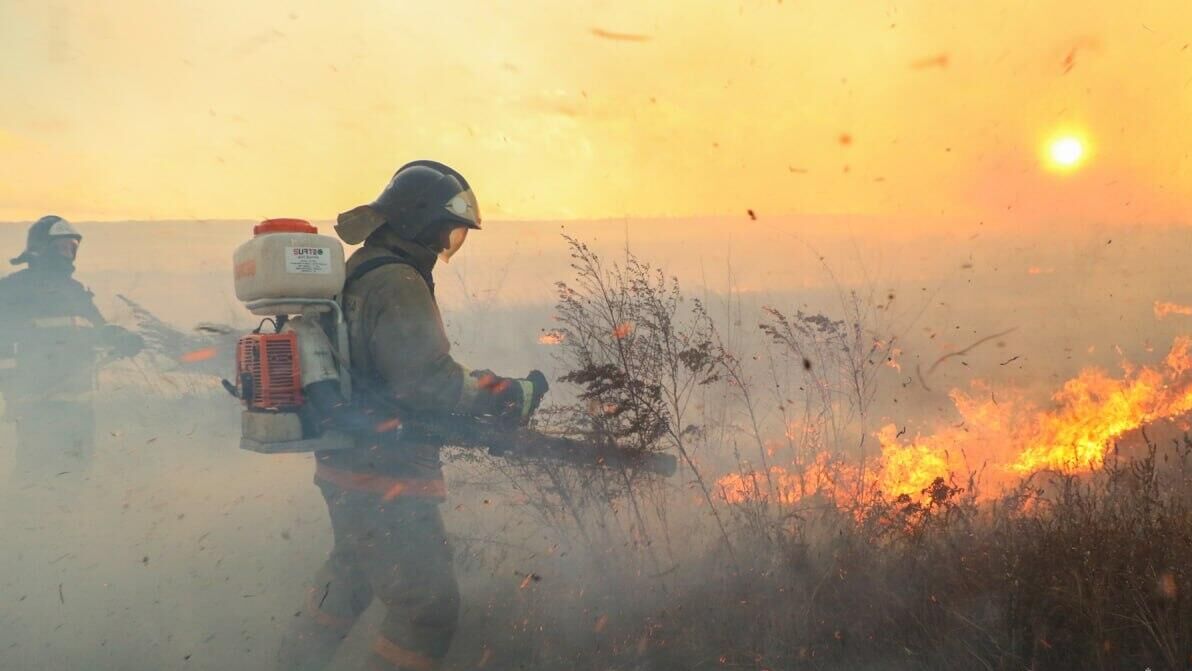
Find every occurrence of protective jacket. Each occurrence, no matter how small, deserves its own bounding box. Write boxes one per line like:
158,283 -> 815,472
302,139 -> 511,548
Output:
280,161 -> 540,671
0,266 -> 110,404
313,229 -> 498,500
283,229 -> 483,671
0,264 -> 140,486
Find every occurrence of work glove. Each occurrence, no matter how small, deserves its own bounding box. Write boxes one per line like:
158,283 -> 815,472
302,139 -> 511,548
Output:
101,324 -> 144,358
470,369 -> 549,427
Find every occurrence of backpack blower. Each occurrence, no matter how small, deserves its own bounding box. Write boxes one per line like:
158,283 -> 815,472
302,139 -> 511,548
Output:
224,219 -> 678,475
225,218 -> 370,453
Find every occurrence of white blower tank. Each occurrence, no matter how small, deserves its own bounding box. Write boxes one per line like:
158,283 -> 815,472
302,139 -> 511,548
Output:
233,219 -> 345,315
229,218 -> 355,453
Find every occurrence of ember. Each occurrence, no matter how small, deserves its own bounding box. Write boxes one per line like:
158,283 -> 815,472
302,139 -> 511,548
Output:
179,347 -> 219,363
1154,300 -> 1192,319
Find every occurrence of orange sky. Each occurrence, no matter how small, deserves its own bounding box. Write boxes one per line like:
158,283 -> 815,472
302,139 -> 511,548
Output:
1,1 -> 1190,224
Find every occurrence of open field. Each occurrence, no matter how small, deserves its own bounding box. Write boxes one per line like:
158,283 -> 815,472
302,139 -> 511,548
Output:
2,219 -> 1192,669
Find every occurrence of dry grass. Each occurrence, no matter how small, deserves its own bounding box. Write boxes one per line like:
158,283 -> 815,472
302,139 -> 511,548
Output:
443,239 -> 1192,671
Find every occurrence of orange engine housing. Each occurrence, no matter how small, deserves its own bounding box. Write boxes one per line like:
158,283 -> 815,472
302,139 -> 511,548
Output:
236,332 -> 304,410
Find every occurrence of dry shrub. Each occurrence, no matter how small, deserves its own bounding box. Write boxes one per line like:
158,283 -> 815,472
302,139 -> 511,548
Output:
448,237 -> 1192,671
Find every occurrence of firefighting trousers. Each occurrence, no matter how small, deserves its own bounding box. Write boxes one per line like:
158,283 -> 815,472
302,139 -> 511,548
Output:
8,401 -> 95,484
276,480 -> 460,671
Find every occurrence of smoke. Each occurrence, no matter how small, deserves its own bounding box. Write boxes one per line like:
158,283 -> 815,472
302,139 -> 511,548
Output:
2,218 -> 1191,668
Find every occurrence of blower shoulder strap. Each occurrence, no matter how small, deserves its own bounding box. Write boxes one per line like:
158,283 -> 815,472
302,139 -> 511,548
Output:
332,256 -> 408,380
333,255 -> 420,414
343,255 -> 408,295
341,253 -> 434,296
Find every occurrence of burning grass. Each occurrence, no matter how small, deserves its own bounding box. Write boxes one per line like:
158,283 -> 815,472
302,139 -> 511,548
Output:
718,336 -> 1192,508
444,237 -> 1192,670
452,438 -> 1192,670
705,440 -> 1192,671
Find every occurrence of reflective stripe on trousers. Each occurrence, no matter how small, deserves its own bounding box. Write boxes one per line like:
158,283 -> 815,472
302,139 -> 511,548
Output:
369,636 -> 441,671
314,463 -> 446,501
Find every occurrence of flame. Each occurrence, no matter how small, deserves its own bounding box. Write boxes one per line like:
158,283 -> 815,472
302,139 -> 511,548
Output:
1154,300 -> 1192,319
586,399 -> 621,417
873,425 -> 950,499
718,337 -> 1192,506
179,347 -> 218,363
717,453 -> 857,507
538,329 -> 566,345
612,322 -> 634,339
374,418 -> 402,433
1159,571 -> 1179,600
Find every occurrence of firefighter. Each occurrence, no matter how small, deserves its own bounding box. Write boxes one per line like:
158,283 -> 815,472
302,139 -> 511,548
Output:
276,161 -> 549,671
0,215 -> 143,487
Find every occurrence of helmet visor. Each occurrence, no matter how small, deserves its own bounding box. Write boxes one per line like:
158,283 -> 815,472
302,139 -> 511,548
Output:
46,219 -> 81,240
444,189 -> 481,229
439,226 -> 469,263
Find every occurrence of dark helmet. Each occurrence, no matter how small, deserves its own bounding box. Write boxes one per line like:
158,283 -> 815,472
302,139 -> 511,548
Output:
10,215 -> 82,265
335,160 -> 481,245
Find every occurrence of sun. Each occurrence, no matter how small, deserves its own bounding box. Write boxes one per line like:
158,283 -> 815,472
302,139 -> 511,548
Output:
1044,134 -> 1088,172
1050,137 -> 1084,166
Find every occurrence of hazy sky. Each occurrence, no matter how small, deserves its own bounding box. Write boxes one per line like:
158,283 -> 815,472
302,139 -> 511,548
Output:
1,1 -> 1190,224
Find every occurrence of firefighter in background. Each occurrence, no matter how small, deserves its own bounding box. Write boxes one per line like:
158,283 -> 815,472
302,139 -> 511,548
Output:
276,162 -> 548,671
0,216 -> 143,486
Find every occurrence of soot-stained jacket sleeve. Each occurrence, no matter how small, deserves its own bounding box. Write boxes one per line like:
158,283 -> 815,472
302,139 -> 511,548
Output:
73,282 -> 107,327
